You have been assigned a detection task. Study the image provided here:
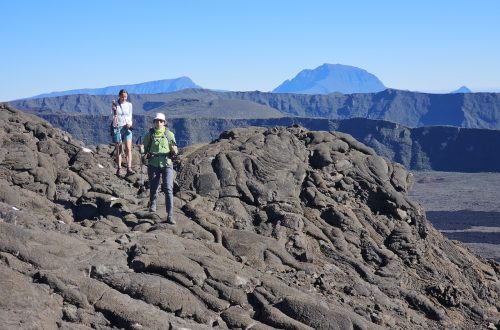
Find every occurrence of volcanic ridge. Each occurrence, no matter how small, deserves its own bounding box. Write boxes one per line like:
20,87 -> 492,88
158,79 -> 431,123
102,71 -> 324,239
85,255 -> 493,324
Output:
0,103 -> 499,329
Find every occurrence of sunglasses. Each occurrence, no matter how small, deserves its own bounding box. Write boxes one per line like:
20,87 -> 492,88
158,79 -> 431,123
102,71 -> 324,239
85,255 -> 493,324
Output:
154,119 -> 165,123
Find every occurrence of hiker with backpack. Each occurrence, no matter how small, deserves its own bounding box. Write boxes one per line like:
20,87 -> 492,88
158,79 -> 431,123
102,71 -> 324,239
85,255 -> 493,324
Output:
111,89 -> 135,176
142,113 -> 178,224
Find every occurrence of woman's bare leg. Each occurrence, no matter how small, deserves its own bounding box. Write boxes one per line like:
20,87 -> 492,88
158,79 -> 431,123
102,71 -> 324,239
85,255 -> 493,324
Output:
115,143 -> 122,169
125,139 -> 133,169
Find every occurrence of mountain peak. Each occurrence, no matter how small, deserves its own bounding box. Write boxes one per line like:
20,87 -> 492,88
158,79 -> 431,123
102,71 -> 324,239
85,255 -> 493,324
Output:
30,77 -> 202,99
272,63 -> 386,95
450,86 -> 472,94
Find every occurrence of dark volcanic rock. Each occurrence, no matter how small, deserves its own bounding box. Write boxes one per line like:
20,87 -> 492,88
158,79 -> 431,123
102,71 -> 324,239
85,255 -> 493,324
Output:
0,103 -> 499,329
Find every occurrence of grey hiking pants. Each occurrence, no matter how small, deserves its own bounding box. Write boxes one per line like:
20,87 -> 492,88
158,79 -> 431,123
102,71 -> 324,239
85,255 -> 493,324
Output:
148,164 -> 174,220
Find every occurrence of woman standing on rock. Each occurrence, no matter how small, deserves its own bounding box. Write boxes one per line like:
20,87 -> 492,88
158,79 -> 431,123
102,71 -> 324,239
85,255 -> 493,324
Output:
142,113 -> 178,224
111,89 -> 135,176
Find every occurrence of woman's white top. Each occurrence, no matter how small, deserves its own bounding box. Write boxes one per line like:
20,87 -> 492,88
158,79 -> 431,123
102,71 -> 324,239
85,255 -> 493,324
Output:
115,101 -> 133,127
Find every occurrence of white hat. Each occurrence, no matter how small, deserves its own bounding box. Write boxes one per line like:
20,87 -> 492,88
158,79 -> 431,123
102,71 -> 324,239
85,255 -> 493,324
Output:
154,113 -> 166,121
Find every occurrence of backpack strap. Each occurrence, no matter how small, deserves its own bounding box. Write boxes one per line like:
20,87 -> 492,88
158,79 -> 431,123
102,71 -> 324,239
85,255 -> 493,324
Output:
145,128 -> 155,154
164,128 -> 174,146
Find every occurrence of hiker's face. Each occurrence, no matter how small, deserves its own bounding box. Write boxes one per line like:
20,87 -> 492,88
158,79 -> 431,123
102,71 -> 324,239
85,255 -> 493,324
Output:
154,119 -> 165,128
119,92 -> 128,103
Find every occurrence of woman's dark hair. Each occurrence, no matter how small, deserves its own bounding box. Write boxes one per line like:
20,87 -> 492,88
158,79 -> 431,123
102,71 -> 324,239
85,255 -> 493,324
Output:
118,89 -> 128,96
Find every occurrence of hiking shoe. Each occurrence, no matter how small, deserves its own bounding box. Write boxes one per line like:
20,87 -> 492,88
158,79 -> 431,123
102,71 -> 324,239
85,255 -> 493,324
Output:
148,201 -> 157,212
115,168 -> 122,176
126,168 -> 136,175
166,217 -> 176,225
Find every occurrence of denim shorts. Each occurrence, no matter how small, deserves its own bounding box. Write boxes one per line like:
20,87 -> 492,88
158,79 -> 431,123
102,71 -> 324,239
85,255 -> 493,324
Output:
112,126 -> 132,143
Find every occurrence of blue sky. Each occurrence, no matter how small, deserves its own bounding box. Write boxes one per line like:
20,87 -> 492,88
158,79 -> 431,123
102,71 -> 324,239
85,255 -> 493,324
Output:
1,0 -> 499,101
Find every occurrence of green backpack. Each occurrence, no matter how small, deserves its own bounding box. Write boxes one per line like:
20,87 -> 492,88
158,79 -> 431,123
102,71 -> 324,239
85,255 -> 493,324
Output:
144,128 -> 177,158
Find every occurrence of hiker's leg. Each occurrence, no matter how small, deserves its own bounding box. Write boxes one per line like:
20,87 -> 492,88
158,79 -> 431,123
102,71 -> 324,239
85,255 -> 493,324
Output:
121,128 -> 134,172
148,165 -> 160,211
115,143 -> 122,170
125,140 -> 133,170
124,130 -> 133,170
114,126 -> 124,171
164,165 -> 174,222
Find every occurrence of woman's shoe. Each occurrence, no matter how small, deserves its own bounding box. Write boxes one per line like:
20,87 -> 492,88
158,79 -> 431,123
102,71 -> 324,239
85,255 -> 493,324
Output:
126,167 -> 136,175
116,168 -> 122,176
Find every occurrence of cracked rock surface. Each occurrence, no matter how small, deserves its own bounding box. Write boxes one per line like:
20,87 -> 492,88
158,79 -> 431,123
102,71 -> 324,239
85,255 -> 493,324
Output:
0,104 -> 499,329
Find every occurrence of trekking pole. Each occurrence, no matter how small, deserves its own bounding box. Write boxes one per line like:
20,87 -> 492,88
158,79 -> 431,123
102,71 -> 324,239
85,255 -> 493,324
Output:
136,136 -> 146,196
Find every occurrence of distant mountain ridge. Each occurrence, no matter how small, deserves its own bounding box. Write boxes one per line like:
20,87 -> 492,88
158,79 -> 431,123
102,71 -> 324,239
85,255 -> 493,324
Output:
10,88 -> 500,129
27,63 -> 386,99
272,63 -> 386,94
31,77 -> 201,99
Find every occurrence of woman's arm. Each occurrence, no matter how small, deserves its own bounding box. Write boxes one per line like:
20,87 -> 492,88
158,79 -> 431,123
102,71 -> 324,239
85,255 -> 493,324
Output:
126,103 -> 133,127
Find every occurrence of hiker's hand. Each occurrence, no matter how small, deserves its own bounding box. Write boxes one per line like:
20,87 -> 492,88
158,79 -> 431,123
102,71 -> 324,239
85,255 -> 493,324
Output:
169,151 -> 178,160
172,158 -> 181,171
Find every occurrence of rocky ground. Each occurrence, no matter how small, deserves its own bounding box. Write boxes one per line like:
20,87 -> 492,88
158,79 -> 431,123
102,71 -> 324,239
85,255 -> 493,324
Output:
0,103 -> 499,329
410,171 -> 500,261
